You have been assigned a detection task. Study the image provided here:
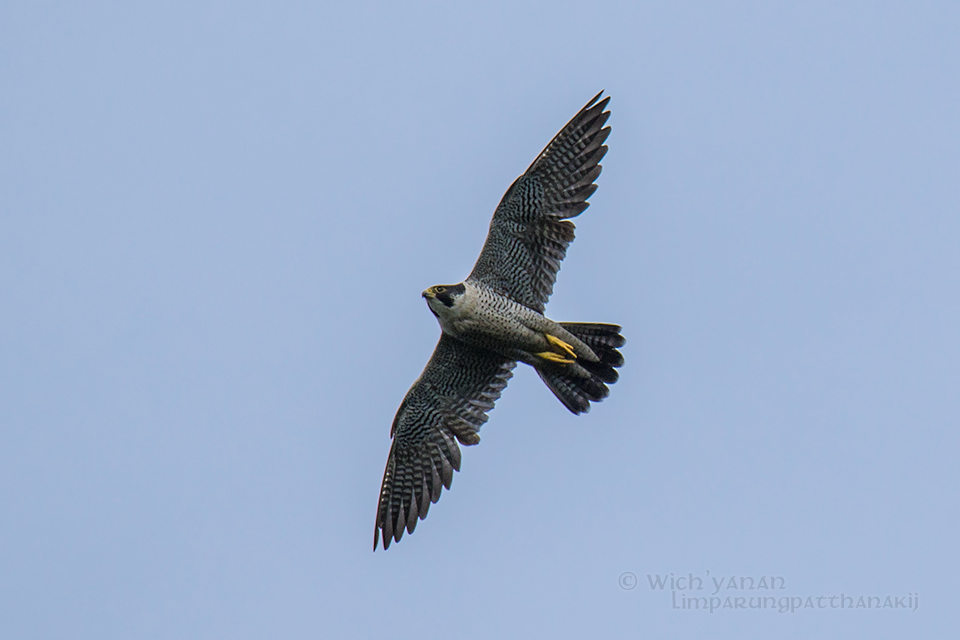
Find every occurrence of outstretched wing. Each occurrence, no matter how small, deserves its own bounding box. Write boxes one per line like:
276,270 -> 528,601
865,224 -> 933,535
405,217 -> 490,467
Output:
467,92 -> 611,313
374,334 -> 516,550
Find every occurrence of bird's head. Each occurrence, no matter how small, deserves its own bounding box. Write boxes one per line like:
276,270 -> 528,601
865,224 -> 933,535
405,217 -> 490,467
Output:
422,283 -> 467,317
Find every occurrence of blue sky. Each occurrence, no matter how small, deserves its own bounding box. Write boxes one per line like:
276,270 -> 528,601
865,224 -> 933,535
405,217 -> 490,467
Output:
2,1 -> 958,638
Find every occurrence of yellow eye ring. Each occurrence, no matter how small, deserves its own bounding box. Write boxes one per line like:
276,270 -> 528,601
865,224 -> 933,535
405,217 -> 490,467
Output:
435,286 -> 445,293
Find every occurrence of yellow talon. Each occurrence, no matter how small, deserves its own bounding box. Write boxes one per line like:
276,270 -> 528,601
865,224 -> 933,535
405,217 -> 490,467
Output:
537,351 -> 574,365
545,334 -> 577,359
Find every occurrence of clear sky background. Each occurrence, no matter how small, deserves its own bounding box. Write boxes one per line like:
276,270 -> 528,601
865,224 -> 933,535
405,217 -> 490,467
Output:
2,1 -> 958,638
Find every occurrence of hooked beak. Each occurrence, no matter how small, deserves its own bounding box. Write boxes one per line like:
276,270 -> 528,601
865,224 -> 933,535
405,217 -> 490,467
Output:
422,289 -> 439,317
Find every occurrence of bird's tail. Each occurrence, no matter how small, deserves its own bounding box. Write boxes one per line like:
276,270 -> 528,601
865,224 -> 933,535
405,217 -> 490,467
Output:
536,323 -> 625,414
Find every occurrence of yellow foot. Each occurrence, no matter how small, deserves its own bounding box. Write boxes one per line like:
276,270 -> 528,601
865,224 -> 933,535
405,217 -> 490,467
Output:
545,334 -> 577,359
536,351 -> 574,365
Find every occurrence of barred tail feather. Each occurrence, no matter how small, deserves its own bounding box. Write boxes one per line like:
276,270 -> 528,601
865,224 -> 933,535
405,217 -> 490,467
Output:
560,323 -> 626,360
537,367 -> 609,414
538,323 -> 625,414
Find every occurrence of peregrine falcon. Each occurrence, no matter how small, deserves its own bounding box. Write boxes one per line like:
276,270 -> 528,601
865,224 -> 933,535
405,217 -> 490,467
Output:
374,92 -> 624,550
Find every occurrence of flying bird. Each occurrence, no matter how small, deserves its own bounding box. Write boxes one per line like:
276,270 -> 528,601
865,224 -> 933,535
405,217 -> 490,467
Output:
374,92 -> 624,550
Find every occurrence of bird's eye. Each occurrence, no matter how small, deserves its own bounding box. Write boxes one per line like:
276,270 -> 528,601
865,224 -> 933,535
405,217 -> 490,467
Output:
435,286 -> 445,293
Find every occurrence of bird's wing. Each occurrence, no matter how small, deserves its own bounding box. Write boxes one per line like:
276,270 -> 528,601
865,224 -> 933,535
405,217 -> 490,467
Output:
467,92 -> 611,313
374,334 -> 516,550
